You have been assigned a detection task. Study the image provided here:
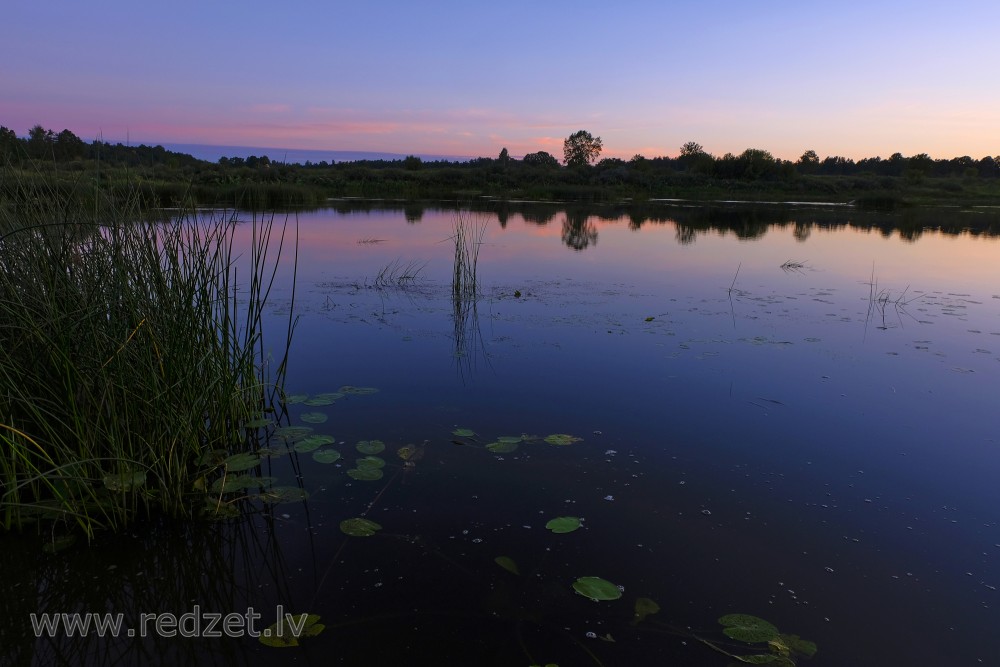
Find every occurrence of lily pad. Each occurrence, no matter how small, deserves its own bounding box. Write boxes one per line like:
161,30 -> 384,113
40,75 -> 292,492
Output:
243,417 -> 275,429
774,634 -> 818,658
544,434 -> 582,446
572,576 -> 622,602
355,456 -> 386,469
718,614 -> 780,644
545,516 -> 581,534
273,425 -> 314,440
102,470 -> 146,492
397,444 -> 422,460
495,556 -> 520,575
347,467 -> 383,481
340,517 -> 382,536
496,435 -> 522,444
486,441 -> 519,453
632,597 -> 660,625
222,452 -> 262,472
211,475 -> 277,494
312,449 -> 341,464
339,386 -> 379,395
300,412 -> 328,424
452,428 -> 475,437
293,435 -> 336,453
260,486 -> 309,504
283,394 -> 309,405
304,392 -> 343,406
259,613 -> 324,647
356,440 -> 386,455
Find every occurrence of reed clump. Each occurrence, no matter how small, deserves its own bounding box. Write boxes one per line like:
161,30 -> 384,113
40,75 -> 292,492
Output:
451,210 -> 488,300
0,168 -> 293,537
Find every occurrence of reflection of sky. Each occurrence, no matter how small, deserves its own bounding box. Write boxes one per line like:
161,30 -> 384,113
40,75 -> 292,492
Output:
215,206 -> 1000,664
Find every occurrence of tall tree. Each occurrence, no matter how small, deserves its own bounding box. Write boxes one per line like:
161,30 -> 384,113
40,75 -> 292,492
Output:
563,130 -> 602,166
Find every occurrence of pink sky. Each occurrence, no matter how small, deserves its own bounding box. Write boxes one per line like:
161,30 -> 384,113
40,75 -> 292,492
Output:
3,1 -> 998,162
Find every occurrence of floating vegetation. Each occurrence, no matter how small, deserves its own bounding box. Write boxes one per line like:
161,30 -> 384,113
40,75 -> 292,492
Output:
312,449 -> 341,464
339,385 -> 379,395
718,614 -> 779,644
572,576 -> 622,602
260,486 -> 309,504
632,597 -> 660,625
299,412 -> 328,424
259,614 -> 325,648
496,435 -> 523,444
339,517 -> 382,537
396,444 -> 423,460
486,441 -> 519,453
304,392 -> 343,406
347,467 -> 384,481
293,434 -> 336,453
243,416 -> 275,429
273,426 -> 314,440
494,556 -> 520,575
544,434 -> 583,446
102,469 -> 146,492
283,394 -> 309,405
355,456 -> 386,469
221,452 -> 262,472
210,475 -> 276,494
452,428 -> 475,437
711,614 -> 817,664
545,517 -> 582,534
356,440 -> 386,455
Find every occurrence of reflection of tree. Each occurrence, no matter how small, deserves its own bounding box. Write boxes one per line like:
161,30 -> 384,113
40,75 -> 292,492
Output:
521,206 -> 558,226
793,222 -> 811,242
403,203 -> 424,223
561,210 -> 598,251
675,224 -> 697,245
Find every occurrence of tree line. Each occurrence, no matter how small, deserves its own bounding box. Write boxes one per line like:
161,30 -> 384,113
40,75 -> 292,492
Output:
3,123 -> 999,208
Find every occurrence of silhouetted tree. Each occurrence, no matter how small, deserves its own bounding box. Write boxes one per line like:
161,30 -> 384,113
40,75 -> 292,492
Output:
522,151 -> 560,168
0,126 -> 19,159
27,125 -> 55,159
797,149 -> 819,174
563,130 -> 602,166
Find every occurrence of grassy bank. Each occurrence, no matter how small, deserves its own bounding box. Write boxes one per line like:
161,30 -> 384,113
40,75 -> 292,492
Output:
0,170 -> 295,538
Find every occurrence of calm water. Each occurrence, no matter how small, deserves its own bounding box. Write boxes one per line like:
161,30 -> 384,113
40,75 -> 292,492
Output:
4,202 -> 999,666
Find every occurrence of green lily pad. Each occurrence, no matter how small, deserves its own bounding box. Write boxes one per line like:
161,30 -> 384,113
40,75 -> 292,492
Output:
347,467 -> 383,481
544,434 -> 582,446
452,428 -> 475,437
300,412 -> 328,424
243,417 -> 275,429
486,441 -> 519,453
293,435 -> 336,453
260,486 -> 309,504
312,449 -> 342,464
545,516 -> 581,533
273,426 -> 314,440
632,597 -> 660,625
283,394 -> 309,405
339,385 -> 379,395
102,470 -> 146,492
775,634 -> 818,658
304,392 -> 344,406
572,576 -> 622,601
355,456 -> 385,469
718,614 -> 780,644
495,556 -> 520,575
339,517 -> 382,536
222,452 -> 262,472
497,435 -> 523,444
211,475 -> 277,494
259,613 -> 324,647
356,440 -> 386,455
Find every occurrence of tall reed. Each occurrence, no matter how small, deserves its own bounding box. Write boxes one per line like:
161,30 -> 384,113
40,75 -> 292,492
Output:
451,210 -> 488,300
0,169 -> 294,536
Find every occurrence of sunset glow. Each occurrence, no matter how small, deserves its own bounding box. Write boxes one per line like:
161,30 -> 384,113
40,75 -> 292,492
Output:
3,0 -> 998,161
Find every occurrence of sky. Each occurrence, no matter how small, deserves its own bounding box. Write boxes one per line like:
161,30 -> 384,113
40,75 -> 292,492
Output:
3,0 -> 999,162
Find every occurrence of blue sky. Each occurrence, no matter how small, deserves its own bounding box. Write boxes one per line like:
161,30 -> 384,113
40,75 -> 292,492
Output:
3,0 -> 998,161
